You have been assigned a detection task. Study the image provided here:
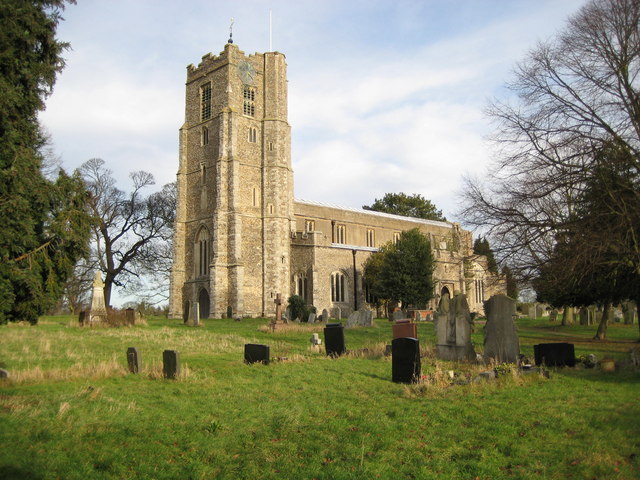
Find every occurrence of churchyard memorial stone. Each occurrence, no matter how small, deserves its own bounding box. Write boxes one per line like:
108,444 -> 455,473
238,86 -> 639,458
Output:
392,310 -> 407,321
188,301 -> 200,326
549,309 -> 558,322
307,313 -> 316,324
392,320 -> 418,339
127,347 -> 141,374
321,309 -> 329,323
163,350 -> 180,379
244,344 -> 270,365
533,343 -> 576,367
78,310 -> 86,326
483,295 -> 519,364
346,310 -> 374,328
579,307 -> 589,326
332,307 -> 341,320
392,337 -> 421,384
89,271 -> 108,324
310,333 -> 322,346
324,323 -> 346,357
434,292 -> 476,361
125,308 -> 135,326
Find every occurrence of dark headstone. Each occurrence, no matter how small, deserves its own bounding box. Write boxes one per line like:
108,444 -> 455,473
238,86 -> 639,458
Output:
127,347 -> 141,373
163,350 -> 180,379
392,321 -> 417,339
226,305 -> 233,319
324,323 -> 346,357
125,308 -> 135,325
244,344 -> 270,365
78,310 -> 86,326
392,337 -> 421,383
483,295 -> 519,364
534,343 -> 575,367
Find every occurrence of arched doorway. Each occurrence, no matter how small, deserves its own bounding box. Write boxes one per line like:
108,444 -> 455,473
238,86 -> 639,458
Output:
440,286 -> 451,299
198,289 -> 210,320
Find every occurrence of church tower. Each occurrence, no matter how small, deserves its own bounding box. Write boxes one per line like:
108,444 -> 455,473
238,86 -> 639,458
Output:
169,42 -> 294,319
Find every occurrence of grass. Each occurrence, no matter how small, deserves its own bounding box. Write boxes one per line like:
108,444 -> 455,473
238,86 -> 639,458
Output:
0,315 -> 638,479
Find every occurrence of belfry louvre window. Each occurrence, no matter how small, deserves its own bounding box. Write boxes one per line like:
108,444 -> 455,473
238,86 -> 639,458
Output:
331,272 -> 346,303
243,86 -> 255,117
195,228 -> 210,277
200,83 -> 212,121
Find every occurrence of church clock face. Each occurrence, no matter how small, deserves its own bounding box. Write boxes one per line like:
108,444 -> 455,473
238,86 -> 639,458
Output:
237,61 -> 256,85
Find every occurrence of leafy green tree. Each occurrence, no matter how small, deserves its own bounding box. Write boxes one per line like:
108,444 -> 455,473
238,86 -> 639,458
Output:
0,0 -> 90,324
363,228 -> 435,310
363,193 -> 446,221
473,237 -> 498,274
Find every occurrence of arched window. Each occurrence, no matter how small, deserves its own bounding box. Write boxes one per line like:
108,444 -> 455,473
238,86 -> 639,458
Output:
331,272 -> 347,303
248,127 -> 257,143
195,227 -> 210,277
202,126 -> 209,146
294,272 -> 308,302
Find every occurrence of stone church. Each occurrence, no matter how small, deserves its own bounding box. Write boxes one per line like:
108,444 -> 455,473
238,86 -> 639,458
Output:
168,41 -> 504,320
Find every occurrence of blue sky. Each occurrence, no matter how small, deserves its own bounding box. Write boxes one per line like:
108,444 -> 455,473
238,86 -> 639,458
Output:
40,0 -> 586,220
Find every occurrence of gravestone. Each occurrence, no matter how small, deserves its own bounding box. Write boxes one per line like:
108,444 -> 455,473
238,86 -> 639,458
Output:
533,343 -> 575,367
392,310 -> 407,322
346,310 -> 373,328
78,310 -> 86,326
226,305 -> 233,319
622,301 -> 636,325
392,337 -> 421,384
332,307 -> 341,320
483,295 -> 519,364
127,347 -> 141,373
324,323 -> 346,357
284,306 -> 292,322
392,320 -> 418,339
125,308 -> 135,326
579,307 -> 589,326
307,313 -> 316,324
244,344 -> 270,365
434,292 -> 476,361
549,309 -> 558,322
414,311 -> 422,322
88,271 -> 107,324
321,309 -> 329,323
527,304 -> 536,319
188,301 -> 200,326
310,333 -> 322,346
162,350 -> 180,379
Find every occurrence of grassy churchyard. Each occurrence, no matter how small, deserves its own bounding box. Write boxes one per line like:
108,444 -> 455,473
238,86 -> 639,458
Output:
0,315 -> 639,480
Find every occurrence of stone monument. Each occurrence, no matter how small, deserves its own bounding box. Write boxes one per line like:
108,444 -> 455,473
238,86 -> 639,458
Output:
483,294 -> 519,364
434,291 -> 476,362
88,271 -> 107,324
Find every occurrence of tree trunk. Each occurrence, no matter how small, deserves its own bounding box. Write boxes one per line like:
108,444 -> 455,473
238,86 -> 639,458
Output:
594,302 -> 611,340
561,306 -> 574,326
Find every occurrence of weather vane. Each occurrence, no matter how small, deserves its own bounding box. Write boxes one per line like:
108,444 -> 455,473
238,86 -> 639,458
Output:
228,18 -> 234,44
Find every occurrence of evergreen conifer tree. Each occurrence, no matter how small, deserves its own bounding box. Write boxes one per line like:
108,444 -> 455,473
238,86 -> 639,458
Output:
0,0 -> 89,323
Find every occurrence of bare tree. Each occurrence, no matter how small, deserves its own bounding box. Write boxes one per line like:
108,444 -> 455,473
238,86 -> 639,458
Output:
458,0 -> 640,338
79,158 -> 175,307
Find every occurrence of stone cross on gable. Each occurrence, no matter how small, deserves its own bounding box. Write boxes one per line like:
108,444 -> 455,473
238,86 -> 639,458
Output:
274,293 -> 282,323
